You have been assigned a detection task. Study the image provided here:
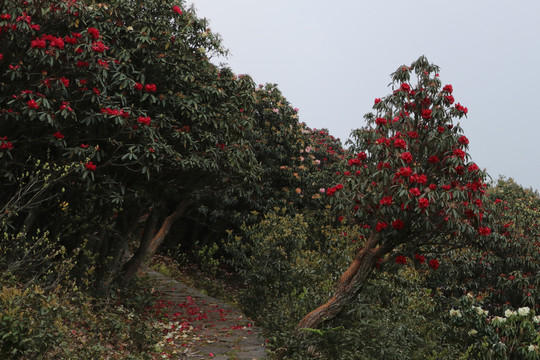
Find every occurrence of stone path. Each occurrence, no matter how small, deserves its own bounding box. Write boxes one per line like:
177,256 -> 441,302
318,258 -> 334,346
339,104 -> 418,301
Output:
144,269 -> 268,360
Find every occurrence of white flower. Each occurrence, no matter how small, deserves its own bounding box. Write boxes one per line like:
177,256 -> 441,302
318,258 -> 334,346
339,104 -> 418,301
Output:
533,315 -> 540,324
468,329 -> 477,336
505,309 -> 516,318
449,309 -> 462,318
517,307 -> 530,316
474,306 -> 488,316
528,344 -> 538,352
492,316 -> 506,325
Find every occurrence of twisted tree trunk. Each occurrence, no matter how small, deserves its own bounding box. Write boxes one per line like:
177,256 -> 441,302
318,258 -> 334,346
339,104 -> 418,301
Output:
121,200 -> 192,284
147,200 -> 192,258
296,234 -> 389,330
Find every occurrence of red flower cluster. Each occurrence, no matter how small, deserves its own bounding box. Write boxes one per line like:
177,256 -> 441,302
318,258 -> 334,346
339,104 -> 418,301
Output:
400,152 -> 413,163
409,188 -> 421,196
391,219 -> 404,230
414,254 -> 425,264
0,136 -> 13,150
87,27 -> 100,39
53,131 -> 64,140
395,255 -> 407,264
145,84 -> 157,92
172,5 -> 183,14
91,41 -> 108,52
428,155 -> 439,164
137,116 -> 151,125
478,226 -> 491,236
443,84 -> 453,93
421,109 -> 432,119
27,99 -> 39,109
375,222 -> 388,232
418,198 -> 429,209
394,138 -> 407,149
101,108 -> 129,118
380,196 -> 393,206
85,162 -> 97,171
458,135 -> 469,145
326,183 -> 343,196
375,117 -> 387,126
455,102 -> 468,114
428,259 -> 439,270
409,173 -> 427,184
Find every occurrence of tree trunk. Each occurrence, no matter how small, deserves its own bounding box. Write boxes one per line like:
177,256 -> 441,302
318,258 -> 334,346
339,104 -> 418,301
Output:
296,234 -> 389,330
121,200 -> 192,284
146,200 -> 192,259
121,207 -> 160,284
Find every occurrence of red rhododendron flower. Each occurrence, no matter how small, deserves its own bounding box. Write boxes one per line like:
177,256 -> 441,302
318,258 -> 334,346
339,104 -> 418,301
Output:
59,77 -> 69,87
357,152 -> 367,160
374,98 -> 381,104
478,226 -> 491,236
27,99 -> 39,109
453,148 -> 466,160
77,60 -> 89,67
455,102 -> 468,114
414,254 -> 425,264
400,152 -> 413,163
458,135 -> 469,145
400,83 -> 410,92
421,109 -> 432,119
53,131 -> 64,140
409,188 -> 421,196
92,87 -> 100,95
394,138 -> 407,149
428,259 -> 439,270
172,5 -> 182,14
395,255 -> 407,264
380,196 -> 393,206
375,222 -> 388,232
137,116 -> 151,125
407,131 -> 418,138
31,38 -> 46,49
85,162 -> 96,171
398,166 -> 412,177
80,144 -> 89,148
418,198 -> 429,209
91,41 -> 108,52
392,219 -> 404,230
444,95 -> 455,104
468,163 -> 479,172
428,155 -> 439,163
145,83 -> 157,92
0,137 -> 13,150
87,27 -> 100,39
409,173 -> 427,184
443,84 -> 453,93
375,117 -> 387,126
134,82 -> 143,91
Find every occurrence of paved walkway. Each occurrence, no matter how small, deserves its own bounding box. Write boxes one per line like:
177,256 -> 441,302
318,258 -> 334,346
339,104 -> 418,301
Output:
144,269 -> 268,360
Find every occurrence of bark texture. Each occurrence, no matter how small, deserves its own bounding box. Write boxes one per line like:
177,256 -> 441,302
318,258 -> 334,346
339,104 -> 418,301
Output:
296,235 -> 389,330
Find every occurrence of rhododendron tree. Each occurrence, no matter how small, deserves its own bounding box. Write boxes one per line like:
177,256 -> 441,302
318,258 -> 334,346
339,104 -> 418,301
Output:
297,56 -> 494,329
0,0 -> 260,289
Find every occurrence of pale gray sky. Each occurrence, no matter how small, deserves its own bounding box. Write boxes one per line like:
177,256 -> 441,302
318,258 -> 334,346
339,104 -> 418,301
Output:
190,0 -> 540,191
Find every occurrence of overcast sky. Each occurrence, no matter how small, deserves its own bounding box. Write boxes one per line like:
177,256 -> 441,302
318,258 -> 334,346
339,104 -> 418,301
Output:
189,0 -> 540,192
